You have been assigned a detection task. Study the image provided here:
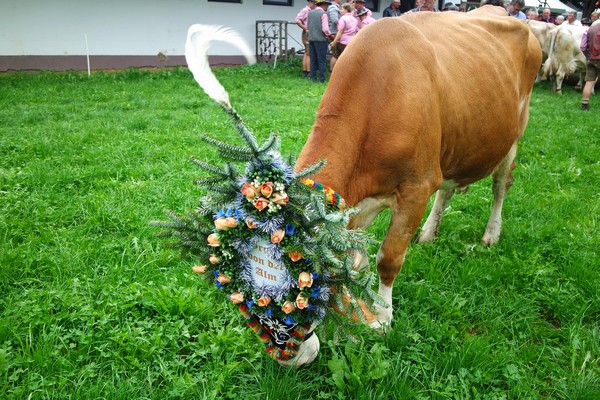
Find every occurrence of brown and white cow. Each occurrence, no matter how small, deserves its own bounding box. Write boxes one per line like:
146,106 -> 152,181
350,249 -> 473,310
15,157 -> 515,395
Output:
540,23 -> 588,93
186,6 -> 541,366
295,6 -> 542,339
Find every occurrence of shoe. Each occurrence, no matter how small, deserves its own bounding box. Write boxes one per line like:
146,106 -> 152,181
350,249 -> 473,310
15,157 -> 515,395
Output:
581,103 -> 589,110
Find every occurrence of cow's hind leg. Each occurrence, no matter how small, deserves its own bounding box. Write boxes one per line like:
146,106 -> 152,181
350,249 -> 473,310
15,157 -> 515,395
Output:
481,142 -> 518,246
416,186 -> 455,243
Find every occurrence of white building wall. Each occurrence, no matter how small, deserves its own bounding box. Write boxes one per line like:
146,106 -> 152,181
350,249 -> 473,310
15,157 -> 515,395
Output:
1,0 -> 312,57
1,1 -> 386,55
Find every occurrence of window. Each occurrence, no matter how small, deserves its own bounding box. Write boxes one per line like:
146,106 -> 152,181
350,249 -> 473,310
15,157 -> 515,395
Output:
263,0 -> 293,5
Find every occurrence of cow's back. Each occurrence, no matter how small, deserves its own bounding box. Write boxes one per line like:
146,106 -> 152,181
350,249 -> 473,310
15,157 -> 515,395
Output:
296,6 -> 542,205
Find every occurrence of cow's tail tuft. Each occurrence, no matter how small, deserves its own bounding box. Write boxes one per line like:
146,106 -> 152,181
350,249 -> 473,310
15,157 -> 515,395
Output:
185,24 -> 256,109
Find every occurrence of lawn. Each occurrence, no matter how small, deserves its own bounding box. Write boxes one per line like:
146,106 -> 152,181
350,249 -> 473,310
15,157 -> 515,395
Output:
0,64 -> 599,399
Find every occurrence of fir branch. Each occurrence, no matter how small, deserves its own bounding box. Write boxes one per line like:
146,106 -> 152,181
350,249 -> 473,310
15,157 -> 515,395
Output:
257,133 -> 280,154
294,159 -> 326,179
216,147 -> 255,162
200,134 -> 254,161
224,106 -> 260,154
190,156 -> 230,176
193,181 -> 237,194
193,177 -> 230,187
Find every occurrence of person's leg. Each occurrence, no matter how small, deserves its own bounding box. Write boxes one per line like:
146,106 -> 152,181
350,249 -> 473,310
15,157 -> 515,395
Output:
581,81 -> 595,110
317,41 -> 328,82
302,31 -> 310,78
309,41 -> 318,81
330,42 -> 339,71
581,61 -> 598,110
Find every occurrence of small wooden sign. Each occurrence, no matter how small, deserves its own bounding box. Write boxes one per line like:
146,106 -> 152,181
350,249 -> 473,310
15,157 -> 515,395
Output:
248,239 -> 287,289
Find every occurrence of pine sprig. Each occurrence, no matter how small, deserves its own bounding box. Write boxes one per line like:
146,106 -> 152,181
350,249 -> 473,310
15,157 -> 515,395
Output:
257,134 -> 280,154
223,106 -> 260,154
200,134 -> 255,161
294,159 -> 326,179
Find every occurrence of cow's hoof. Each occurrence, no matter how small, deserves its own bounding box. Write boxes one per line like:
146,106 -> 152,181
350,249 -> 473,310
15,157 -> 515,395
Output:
416,230 -> 436,243
481,234 -> 500,247
373,302 -> 393,326
277,333 -> 320,368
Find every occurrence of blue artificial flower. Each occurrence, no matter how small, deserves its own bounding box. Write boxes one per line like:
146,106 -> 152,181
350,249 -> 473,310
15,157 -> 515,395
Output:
311,286 -> 321,298
216,281 -> 223,289
304,258 -> 313,267
285,224 -> 295,236
216,208 -> 226,219
235,209 -> 244,220
311,271 -> 320,280
246,299 -> 255,310
225,207 -> 233,217
266,309 -> 273,317
284,315 -> 295,325
214,270 -> 220,278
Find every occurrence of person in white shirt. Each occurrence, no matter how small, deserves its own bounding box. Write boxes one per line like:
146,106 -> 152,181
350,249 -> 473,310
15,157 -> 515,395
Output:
565,11 -> 582,26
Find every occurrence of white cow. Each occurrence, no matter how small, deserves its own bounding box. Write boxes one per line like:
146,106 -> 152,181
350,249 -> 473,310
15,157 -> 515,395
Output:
528,20 -> 557,59
541,24 -> 588,93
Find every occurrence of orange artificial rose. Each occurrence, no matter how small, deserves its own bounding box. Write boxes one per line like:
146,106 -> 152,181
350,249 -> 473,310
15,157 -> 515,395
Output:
270,229 -> 285,244
192,265 -> 207,274
241,183 -> 259,199
298,272 -> 313,288
272,192 -> 289,205
281,301 -> 296,314
209,254 -> 220,265
296,294 -> 309,310
224,217 -> 238,229
260,182 -> 274,197
217,274 -> 232,284
207,233 -> 220,246
289,251 -> 303,262
254,197 -> 270,211
230,292 -> 244,304
246,218 -> 258,229
257,296 -> 272,307
214,217 -> 228,230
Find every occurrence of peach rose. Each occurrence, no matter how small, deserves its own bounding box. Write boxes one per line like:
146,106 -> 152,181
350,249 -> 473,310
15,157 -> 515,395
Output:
192,265 -> 207,274
230,292 -> 244,304
260,182 -> 274,197
270,229 -> 285,244
209,254 -> 220,265
254,197 -> 270,211
296,294 -> 309,310
257,296 -> 271,307
281,301 -> 296,314
241,183 -> 259,199
246,218 -> 258,229
224,217 -> 238,229
214,217 -> 228,230
289,251 -> 303,262
272,192 -> 289,205
298,272 -> 313,288
217,274 -> 232,284
207,233 -> 220,246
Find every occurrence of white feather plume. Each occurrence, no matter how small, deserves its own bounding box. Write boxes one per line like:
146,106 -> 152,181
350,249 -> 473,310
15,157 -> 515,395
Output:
185,24 -> 256,108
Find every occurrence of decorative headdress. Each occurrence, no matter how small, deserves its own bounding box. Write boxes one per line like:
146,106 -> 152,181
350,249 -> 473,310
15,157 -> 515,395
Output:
153,25 -> 382,364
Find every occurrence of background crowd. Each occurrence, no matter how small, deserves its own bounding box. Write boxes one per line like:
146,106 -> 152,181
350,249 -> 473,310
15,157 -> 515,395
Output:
295,0 -> 599,111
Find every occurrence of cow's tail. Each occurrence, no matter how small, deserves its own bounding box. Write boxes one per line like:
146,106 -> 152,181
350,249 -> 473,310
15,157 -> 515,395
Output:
185,24 -> 256,109
541,28 -> 558,81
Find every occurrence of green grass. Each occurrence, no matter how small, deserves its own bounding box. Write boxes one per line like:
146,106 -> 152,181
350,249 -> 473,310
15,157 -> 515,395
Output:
1,63 -> 599,399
